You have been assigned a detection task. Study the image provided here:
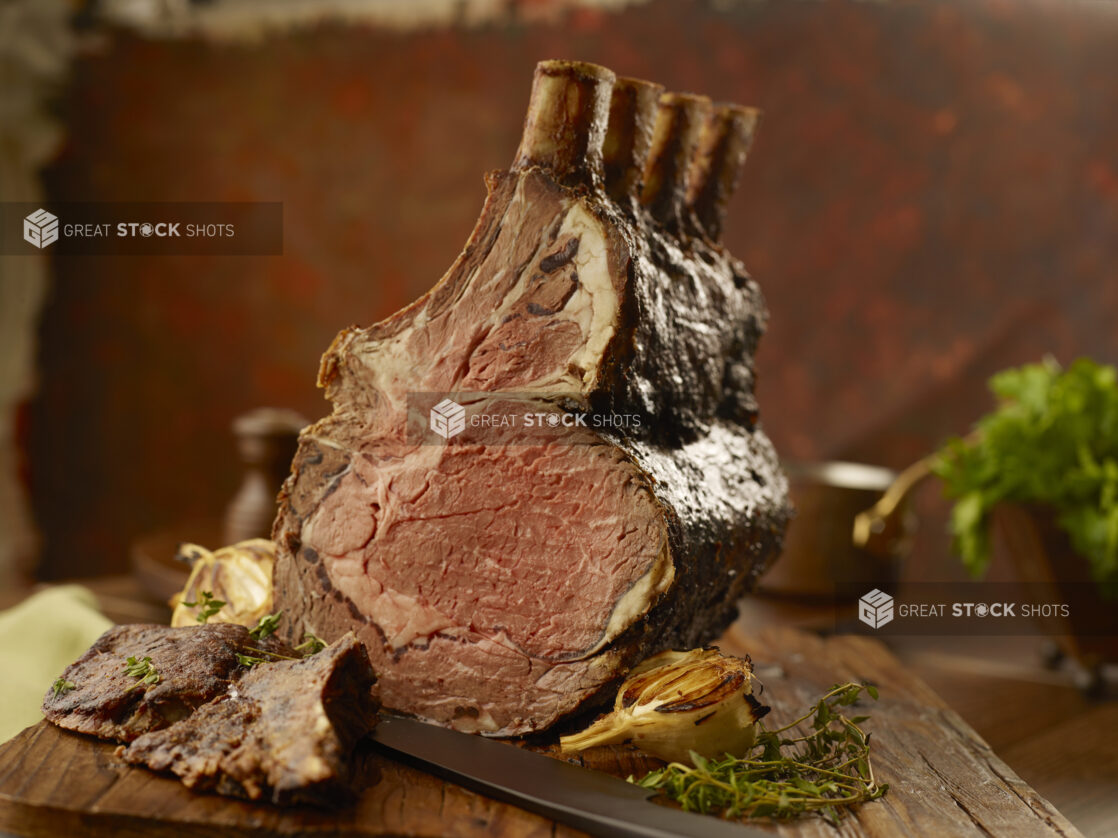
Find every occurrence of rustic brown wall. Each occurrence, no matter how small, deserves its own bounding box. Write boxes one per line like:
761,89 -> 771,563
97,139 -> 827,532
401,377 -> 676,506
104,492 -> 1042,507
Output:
27,0 -> 1118,578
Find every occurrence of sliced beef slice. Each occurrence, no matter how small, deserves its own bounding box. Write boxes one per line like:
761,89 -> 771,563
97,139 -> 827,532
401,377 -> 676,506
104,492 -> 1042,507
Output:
119,633 -> 377,808
42,622 -> 295,742
272,61 -> 791,736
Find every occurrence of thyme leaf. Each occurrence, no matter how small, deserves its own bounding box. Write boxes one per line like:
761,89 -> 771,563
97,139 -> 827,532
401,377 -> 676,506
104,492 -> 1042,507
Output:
123,656 -> 160,691
631,682 -> 887,825
249,611 -> 283,640
181,590 -> 225,623
244,645 -> 301,661
294,633 -> 326,656
236,646 -> 302,668
235,653 -> 268,668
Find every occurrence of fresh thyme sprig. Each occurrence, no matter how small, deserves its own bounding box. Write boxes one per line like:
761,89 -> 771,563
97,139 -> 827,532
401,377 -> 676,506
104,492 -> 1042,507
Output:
236,645 -> 302,668
123,655 -> 160,691
294,633 -> 326,656
249,611 -> 283,640
632,682 -> 887,825
181,590 -> 225,623
52,677 -> 76,697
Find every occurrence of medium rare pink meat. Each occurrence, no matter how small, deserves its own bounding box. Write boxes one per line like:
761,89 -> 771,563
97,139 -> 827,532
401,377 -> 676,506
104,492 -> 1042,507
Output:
273,60 -> 791,736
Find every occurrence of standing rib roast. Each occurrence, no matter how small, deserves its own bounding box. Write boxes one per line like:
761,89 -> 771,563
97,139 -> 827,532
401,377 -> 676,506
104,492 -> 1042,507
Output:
273,60 -> 791,736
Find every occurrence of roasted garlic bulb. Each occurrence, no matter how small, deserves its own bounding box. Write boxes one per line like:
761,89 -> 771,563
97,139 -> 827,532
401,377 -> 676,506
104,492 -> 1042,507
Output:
560,647 -> 769,764
170,538 -> 276,628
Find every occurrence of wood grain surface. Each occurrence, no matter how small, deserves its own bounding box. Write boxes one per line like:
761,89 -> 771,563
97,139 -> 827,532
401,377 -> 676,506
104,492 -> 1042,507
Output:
0,626 -> 1084,838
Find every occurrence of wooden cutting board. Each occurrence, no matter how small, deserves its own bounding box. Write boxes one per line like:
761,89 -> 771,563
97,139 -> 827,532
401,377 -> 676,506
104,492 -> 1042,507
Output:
0,625 -> 1082,838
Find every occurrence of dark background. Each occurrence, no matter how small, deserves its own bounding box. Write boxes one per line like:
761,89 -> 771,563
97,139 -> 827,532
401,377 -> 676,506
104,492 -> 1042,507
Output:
23,0 -> 1118,579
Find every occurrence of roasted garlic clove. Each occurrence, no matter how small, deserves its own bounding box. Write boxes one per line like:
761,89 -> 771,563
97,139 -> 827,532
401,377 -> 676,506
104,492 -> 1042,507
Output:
560,647 -> 769,765
170,538 -> 276,628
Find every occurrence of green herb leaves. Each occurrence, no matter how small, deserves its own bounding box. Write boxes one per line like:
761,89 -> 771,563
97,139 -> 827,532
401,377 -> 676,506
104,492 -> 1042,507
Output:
181,590 -> 225,623
294,633 -> 326,656
51,677 -> 76,697
123,656 -> 160,690
934,357 -> 1118,597
249,611 -> 283,640
632,682 -> 886,824
236,646 -> 301,668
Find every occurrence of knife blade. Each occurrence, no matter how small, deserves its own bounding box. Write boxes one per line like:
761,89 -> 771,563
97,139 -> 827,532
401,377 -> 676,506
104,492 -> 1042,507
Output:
370,716 -> 772,838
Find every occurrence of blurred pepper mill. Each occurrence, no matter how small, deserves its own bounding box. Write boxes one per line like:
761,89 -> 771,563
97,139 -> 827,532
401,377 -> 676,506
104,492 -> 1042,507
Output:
224,408 -> 308,544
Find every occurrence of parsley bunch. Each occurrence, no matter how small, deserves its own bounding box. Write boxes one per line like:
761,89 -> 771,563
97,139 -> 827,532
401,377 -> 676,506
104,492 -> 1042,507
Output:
934,357 -> 1118,598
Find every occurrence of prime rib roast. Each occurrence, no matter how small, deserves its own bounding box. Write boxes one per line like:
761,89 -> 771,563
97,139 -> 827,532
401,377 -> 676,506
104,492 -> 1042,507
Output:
273,60 -> 791,736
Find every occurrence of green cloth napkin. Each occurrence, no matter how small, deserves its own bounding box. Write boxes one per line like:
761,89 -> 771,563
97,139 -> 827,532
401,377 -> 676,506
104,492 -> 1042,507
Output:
0,585 -> 112,743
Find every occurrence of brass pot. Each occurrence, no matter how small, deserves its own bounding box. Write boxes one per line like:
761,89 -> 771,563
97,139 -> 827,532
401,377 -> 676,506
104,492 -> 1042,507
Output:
761,461 -> 916,601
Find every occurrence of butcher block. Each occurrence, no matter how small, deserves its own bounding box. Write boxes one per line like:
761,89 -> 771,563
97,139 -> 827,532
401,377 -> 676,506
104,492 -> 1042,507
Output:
0,624 -> 1081,838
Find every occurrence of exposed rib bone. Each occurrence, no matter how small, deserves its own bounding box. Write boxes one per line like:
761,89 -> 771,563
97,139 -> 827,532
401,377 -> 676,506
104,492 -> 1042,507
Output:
639,93 -> 712,228
513,60 -> 616,187
602,76 -> 664,203
686,105 -> 760,241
